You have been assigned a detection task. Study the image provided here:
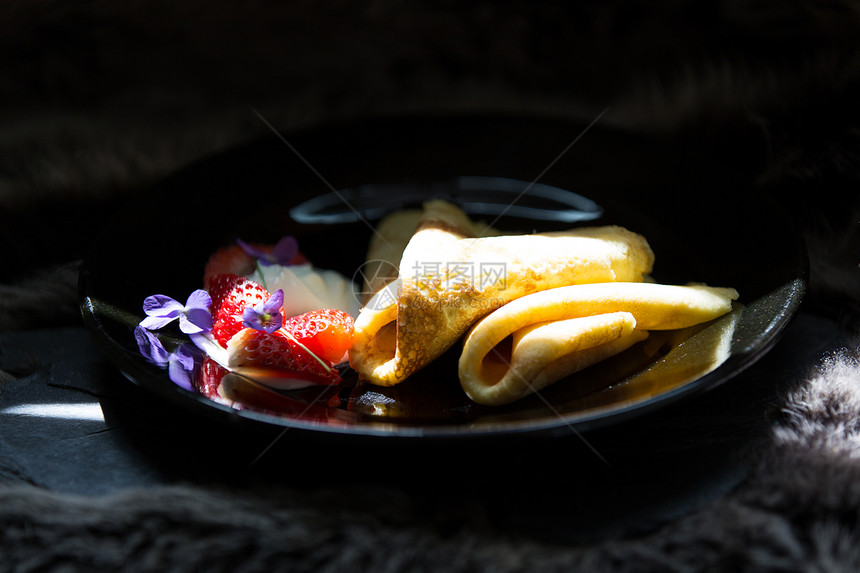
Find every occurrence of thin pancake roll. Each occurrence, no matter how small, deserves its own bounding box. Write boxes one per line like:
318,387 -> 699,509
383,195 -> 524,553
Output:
349,200 -> 656,386
458,282 -> 739,405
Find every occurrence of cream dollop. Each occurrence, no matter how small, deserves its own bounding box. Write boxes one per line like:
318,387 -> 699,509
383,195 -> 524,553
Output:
249,263 -> 361,319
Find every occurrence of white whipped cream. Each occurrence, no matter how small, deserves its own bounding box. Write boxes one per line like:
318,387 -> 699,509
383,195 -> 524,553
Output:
249,263 -> 361,319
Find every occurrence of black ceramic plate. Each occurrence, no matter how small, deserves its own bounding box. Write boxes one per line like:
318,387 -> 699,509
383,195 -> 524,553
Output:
79,115 -> 806,439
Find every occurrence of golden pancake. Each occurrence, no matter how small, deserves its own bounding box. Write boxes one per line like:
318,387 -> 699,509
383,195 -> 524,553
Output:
458,282 -> 739,405
349,200 -> 656,386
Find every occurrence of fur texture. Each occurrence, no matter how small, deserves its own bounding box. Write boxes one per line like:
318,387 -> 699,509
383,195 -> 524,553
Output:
1,1 -> 860,571
1,348 -> 860,572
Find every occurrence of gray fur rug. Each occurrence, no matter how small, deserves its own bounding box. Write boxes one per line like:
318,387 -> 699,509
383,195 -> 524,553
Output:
1,331 -> 860,572
2,1 -> 860,571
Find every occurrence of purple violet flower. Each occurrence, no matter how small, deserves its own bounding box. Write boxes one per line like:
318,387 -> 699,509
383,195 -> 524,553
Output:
140,289 -> 213,334
134,324 -> 170,366
237,236 -> 299,266
242,289 -> 284,333
134,325 -> 202,391
167,344 -> 203,391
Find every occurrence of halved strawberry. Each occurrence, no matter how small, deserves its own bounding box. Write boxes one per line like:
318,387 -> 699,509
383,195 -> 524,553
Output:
226,327 -> 341,384
284,309 -> 355,364
208,274 -> 277,347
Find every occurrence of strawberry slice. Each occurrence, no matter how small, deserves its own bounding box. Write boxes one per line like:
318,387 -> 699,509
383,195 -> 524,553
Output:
204,270 -> 349,387
226,327 -> 341,384
284,309 -> 355,364
208,274 -> 276,347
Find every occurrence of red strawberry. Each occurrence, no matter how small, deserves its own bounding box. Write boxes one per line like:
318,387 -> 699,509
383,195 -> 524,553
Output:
203,244 -> 258,289
208,274 -> 278,347
226,328 -> 341,384
203,241 -> 310,290
284,309 -> 354,364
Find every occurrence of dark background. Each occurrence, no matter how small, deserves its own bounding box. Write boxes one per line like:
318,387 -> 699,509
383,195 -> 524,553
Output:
2,2 -> 860,570
1,1 -> 859,309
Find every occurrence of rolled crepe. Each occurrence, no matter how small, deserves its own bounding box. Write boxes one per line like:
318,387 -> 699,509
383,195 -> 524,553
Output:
349,200 -> 656,386
360,209 -> 421,303
360,205 -> 501,302
458,282 -> 739,405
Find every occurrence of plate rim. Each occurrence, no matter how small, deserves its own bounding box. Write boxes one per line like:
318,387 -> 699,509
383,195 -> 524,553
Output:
77,116 -> 809,440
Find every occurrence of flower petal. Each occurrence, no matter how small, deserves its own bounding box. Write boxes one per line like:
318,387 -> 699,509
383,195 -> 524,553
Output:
134,325 -> 169,366
242,306 -> 265,331
139,314 -> 179,331
262,311 -> 283,333
168,359 -> 194,391
243,290 -> 284,332
142,295 -> 184,317
236,238 -> 270,261
185,289 -> 213,311
179,307 -> 213,334
271,236 -> 299,264
174,344 -> 202,370
262,289 -> 284,313
168,344 -> 202,391
242,306 -> 282,333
